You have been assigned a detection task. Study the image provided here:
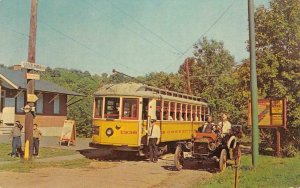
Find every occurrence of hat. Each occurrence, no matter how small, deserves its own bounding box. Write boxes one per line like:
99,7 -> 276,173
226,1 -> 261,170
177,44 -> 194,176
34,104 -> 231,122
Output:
150,119 -> 156,123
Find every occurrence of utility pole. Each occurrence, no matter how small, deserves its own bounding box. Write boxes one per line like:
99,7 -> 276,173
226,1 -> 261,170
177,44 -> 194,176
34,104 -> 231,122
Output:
24,0 -> 38,160
248,0 -> 259,167
185,58 -> 192,95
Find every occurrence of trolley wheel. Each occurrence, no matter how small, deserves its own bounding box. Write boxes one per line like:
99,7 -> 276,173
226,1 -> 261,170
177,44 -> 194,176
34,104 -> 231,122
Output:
219,149 -> 227,172
174,145 -> 184,171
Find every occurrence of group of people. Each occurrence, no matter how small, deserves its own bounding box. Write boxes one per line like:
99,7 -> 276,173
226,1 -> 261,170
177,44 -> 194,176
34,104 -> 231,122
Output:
200,113 -> 232,137
9,121 -> 42,158
146,113 -> 231,163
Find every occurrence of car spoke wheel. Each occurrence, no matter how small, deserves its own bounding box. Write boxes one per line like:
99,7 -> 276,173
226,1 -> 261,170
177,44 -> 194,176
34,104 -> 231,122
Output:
219,149 -> 227,172
174,146 -> 184,171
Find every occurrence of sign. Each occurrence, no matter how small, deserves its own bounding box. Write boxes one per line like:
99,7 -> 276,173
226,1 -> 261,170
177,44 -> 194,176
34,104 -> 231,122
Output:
26,73 -> 40,80
20,61 -> 46,71
248,98 -> 286,128
27,94 -> 38,102
59,120 -> 76,146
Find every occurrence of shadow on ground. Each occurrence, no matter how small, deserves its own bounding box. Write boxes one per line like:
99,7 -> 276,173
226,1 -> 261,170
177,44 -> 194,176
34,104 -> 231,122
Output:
161,159 -> 219,173
77,148 -> 147,162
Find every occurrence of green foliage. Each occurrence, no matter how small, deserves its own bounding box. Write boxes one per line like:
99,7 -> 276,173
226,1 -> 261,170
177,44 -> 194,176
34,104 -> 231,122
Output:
41,68 -> 105,137
195,154 -> 300,188
254,0 -> 300,150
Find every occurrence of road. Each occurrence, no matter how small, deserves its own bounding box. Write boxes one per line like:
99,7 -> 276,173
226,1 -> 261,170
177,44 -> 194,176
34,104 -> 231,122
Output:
0,136 -> 216,188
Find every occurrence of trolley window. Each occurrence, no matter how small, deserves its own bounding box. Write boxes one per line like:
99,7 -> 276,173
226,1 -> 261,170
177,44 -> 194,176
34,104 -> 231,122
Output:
104,97 -> 120,119
201,106 -> 206,121
94,97 -> 103,118
197,106 -> 201,121
182,104 -> 187,121
122,98 -> 138,119
163,101 -> 169,120
187,105 -> 191,121
170,102 -> 175,120
176,103 -> 181,121
156,100 -> 162,120
192,105 -> 196,121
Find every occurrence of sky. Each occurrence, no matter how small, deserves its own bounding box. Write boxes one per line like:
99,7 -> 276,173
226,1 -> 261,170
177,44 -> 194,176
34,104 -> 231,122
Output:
0,0 -> 270,76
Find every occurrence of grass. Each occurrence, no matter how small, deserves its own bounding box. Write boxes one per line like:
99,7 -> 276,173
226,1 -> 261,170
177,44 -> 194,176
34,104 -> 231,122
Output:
0,158 -> 91,173
0,143 -> 77,161
195,154 -> 300,188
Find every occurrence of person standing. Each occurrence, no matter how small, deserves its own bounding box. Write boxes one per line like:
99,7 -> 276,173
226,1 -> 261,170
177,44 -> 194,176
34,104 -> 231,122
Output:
146,119 -> 161,163
10,121 -> 23,158
218,113 -> 232,137
33,123 -> 42,157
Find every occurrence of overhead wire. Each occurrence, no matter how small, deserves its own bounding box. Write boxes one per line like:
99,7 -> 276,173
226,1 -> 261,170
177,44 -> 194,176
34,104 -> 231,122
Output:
163,0 -> 237,70
108,0 -> 184,55
39,21 -> 136,72
83,0 -> 180,55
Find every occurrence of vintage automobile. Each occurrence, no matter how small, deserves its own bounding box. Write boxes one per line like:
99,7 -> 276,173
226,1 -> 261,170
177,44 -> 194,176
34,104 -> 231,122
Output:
174,124 -> 242,171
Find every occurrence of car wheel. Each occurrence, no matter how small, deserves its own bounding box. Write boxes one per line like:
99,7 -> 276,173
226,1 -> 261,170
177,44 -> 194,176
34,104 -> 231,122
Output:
219,149 -> 227,172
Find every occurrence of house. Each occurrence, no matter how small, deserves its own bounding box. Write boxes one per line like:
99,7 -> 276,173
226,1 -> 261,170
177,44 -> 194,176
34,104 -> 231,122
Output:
0,67 -> 84,136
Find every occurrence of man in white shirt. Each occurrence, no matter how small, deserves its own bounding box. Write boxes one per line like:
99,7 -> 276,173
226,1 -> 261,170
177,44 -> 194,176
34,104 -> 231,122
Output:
147,119 -> 161,163
218,113 -> 232,137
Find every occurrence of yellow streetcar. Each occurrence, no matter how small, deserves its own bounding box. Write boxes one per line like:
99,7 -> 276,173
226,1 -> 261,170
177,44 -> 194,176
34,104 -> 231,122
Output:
89,83 -> 210,156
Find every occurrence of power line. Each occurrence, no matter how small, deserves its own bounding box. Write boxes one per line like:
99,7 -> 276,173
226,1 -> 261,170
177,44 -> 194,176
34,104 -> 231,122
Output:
39,21 -> 137,72
164,0 -> 237,70
83,0 -> 180,55
108,0 -> 184,55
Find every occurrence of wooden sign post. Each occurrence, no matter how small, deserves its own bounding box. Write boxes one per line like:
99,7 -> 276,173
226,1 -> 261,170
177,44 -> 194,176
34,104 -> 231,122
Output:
59,120 -> 76,146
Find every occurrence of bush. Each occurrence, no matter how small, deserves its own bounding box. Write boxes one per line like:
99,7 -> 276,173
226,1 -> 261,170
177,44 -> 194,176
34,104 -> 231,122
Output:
282,144 -> 298,157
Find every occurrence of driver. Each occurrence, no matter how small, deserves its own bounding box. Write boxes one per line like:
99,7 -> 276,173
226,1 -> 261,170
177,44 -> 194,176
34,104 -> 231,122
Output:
200,115 -> 214,133
218,113 -> 232,137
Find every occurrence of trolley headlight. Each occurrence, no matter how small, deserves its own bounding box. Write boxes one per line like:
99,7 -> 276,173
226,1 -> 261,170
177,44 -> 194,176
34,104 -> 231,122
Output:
106,128 -> 114,137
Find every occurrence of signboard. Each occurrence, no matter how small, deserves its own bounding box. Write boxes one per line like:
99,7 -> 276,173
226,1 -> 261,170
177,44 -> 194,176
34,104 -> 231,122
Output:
20,61 -> 46,71
248,98 -> 286,128
26,73 -> 40,80
59,120 -> 76,146
27,94 -> 38,103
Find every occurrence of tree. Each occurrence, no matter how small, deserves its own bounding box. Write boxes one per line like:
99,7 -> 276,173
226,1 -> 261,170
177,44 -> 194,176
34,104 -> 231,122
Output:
178,37 -> 238,122
254,0 -> 300,151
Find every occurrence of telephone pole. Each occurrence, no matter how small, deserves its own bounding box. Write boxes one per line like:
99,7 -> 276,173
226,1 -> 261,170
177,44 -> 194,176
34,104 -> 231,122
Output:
184,58 -> 192,95
248,0 -> 259,167
24,0 -> 38,160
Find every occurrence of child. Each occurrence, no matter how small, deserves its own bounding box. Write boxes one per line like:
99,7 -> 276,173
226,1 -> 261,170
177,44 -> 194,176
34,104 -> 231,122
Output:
33,123 -> 42,157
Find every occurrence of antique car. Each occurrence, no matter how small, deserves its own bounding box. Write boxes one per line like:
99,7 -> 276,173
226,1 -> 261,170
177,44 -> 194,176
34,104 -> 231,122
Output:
174,125 -> 242,171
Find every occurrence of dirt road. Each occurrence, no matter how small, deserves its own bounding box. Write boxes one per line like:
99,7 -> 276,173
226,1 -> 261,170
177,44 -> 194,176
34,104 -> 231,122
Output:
0,153 -> 213,188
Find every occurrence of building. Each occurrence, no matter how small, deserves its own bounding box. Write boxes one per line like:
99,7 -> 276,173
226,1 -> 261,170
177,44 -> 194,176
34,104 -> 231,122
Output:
0,67 -> 84,136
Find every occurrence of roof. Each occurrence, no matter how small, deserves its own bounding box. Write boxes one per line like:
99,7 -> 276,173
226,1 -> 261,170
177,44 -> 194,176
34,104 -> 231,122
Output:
95,82 -> 207,105
0,68 -> 84,96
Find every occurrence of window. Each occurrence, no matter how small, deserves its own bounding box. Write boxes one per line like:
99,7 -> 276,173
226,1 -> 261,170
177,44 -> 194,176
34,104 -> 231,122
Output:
36,94 -> 43,114
170,102 -> 175,120
156,100 -> 162,120
192,105 -> 196,121
197,106 -> 201,121
16,92 -> 24,113
122,98 -> 138,119
182,104 -> 187,121
54,97 -> 60,114
187,105 -> 191,121
163,101 -> 169,120
94,97 -> 103,118
201,106 -> 206,121
5,98 -> 15,107
176,103 -> 181,121
104,97 -> 120,119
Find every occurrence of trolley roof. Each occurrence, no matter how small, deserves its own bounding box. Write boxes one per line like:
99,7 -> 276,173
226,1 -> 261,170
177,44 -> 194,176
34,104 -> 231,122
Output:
94,83 -> 208,105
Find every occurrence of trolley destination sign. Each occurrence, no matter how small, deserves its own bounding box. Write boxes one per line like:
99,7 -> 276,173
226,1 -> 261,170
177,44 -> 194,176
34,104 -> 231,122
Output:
20,61 -> 46,71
